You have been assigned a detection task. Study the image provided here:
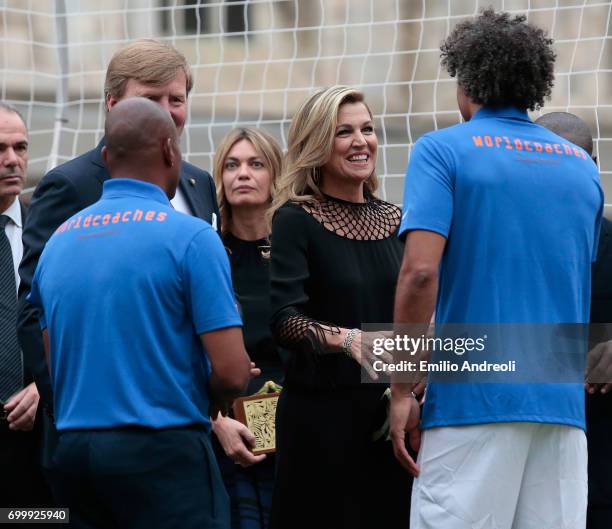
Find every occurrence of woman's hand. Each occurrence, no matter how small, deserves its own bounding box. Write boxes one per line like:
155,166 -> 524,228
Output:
212,412 -> 267,467
345,330 -> 394,381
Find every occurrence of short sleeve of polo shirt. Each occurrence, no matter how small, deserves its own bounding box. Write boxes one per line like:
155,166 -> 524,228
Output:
399,134 -> 455,240
592,178 -> 604,263
183,228 -> 242,334
28,266 -> 47,330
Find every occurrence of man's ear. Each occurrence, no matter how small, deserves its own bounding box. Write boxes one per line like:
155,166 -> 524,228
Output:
161,137 -> 175,168
106,93 -> 117,112
101,145 -> 109,165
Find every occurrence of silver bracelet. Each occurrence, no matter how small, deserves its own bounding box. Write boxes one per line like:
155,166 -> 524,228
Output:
342,328 -> 360,357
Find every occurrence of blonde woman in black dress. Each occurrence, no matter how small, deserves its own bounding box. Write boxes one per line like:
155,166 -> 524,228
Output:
269,86 -> 412,529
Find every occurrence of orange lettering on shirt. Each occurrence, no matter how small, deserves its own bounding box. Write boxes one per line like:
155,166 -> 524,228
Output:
156,212 -> 167,222
122,211 -> 132,222
472,136 -> 484,147
83,216 -> 92,228
92,215 -> 101,227
102,214 -> 111,225
133,209 -> 143,221
524,141 -> 533,152
534,142 -> 543,152
563,144 -> 572,155
503,137 -> 513,150
484,136 -> 493,147
145,211 -> 155,221
112,212 -> 121,224
514,139 -> 523,151
545,144 -> 553,154
576,149 -> 587,160
553,144 -> 562,155
74,216 -> 82,229
494,136 -> 503,148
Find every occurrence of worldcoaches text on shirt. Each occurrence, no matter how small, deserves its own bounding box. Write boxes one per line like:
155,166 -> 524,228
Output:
28,178 -> 242,431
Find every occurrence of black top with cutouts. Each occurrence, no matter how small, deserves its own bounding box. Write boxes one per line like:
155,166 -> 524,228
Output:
270,194 -> 403,390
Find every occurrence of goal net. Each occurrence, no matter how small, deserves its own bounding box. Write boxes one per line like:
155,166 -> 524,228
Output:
2,0 -> 611,205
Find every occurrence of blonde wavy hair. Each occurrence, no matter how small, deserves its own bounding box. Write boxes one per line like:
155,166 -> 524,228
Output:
268,86 -> 378,222
213,128 -> 283,236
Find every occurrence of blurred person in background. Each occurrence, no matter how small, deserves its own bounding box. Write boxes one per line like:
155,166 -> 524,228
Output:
536,111 -> 612,529
28,97 -> 250,529
268,86 -> 412,529
211,127 -> 284,529
17,39 -> 221,492
0,103 -> 52,513
392,10 -> 602,529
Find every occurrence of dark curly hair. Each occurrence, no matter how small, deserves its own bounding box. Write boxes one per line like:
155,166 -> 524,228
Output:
440,9 -> 555,110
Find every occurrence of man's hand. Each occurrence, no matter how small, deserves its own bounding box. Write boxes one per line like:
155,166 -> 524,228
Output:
585,340 -> 612,394
212,412 -> 266,467
389,386 -> 421,477
249,362 -> 261,380
4,382 -> 39,431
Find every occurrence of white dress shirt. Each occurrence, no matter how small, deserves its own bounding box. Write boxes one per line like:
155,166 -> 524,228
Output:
2,196 -> 22,292
170,185 -> 218,231
170,186 -> 192,215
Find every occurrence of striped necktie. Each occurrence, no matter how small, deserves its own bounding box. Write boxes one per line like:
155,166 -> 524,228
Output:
0,214 -> 22,403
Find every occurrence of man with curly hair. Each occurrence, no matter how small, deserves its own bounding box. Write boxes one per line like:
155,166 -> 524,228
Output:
391,9 -> 603,529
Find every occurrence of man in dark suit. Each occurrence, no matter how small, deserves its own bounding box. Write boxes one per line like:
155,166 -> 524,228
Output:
0,103 -> 51,510
17,39 -> 221,477
536,111 -> 612,529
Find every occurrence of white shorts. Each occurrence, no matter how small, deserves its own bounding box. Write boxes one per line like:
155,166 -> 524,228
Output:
410,422 -> 587,529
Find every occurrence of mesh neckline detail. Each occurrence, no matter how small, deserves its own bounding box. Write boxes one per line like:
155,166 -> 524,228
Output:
298,194 -> 401,241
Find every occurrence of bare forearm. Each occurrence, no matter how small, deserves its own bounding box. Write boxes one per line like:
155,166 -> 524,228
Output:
209,375 -> 247,411
209,373 -> 250,418
42,329 -> 50,372
392,269 -> 438,390
394,270 -> 438,325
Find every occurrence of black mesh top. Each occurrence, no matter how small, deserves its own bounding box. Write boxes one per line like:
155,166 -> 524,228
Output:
269,193 -> 404,390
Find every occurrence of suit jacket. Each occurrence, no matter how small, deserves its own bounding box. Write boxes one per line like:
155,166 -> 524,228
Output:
588,216 -> 612,417
16,140 -> 220,461
588,216 -> 612,514
591,217 -> 612,324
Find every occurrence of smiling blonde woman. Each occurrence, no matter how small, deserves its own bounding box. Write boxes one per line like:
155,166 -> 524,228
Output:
268,86 -> 412,529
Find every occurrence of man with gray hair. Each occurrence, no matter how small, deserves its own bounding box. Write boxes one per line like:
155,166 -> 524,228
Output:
0,102 -> 51,509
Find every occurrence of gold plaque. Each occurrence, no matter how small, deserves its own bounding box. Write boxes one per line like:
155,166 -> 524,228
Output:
232,392 -> 280,455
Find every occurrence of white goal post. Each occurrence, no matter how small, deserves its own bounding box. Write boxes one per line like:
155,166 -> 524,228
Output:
1,0 -> 611,205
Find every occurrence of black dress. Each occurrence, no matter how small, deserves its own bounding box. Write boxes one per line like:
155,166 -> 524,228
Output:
215,233 -> 284,529
269,194 -> 412,529
224,233 -> 284,392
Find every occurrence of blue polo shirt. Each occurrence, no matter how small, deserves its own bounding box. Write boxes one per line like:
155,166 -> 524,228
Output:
29,179 -> 242,431
400,107 -> 603,430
